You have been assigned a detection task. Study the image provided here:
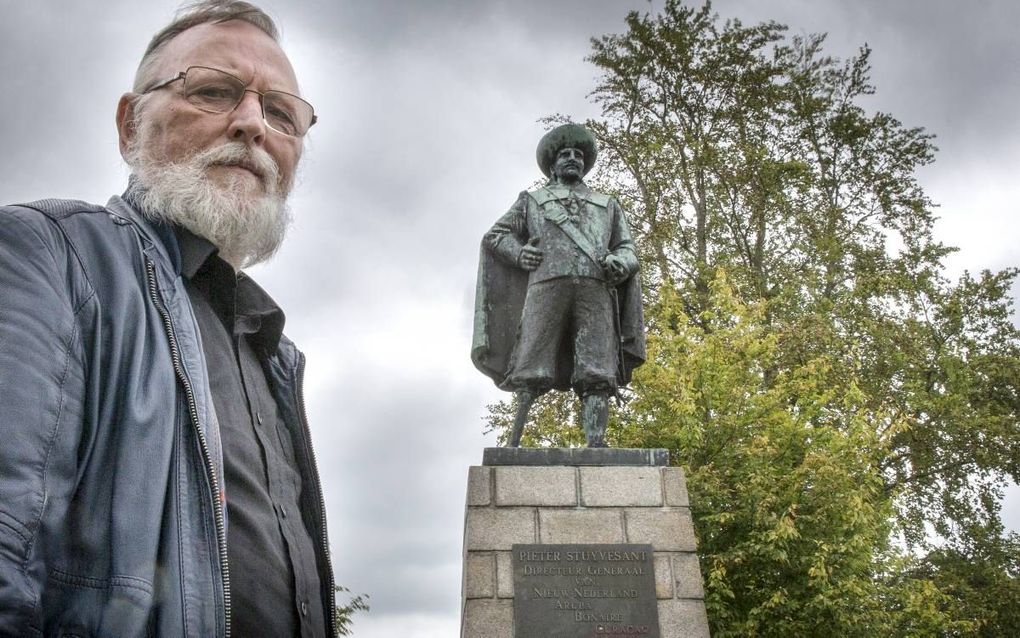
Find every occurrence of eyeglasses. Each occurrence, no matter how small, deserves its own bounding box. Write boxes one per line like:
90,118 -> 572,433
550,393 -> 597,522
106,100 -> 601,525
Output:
143,65 -> 317,137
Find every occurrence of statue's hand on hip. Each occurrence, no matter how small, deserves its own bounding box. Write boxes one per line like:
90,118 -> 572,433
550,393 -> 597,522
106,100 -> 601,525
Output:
518,237 -> 543,271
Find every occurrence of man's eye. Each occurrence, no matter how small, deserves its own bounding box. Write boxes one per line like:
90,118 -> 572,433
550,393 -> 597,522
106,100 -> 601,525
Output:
266,106 -> 297,133
192,85 -> 236,100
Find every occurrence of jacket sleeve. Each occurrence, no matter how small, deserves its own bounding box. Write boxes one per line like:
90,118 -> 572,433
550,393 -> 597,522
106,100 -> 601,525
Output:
0,207 -> 88,633
483,191 -> 531,267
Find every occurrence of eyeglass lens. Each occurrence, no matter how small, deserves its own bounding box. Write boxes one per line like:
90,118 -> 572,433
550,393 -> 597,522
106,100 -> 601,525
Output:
182,66 -> 314,137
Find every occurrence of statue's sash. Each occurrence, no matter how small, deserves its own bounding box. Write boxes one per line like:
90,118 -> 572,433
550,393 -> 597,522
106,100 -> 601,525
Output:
532,187 -> 609,268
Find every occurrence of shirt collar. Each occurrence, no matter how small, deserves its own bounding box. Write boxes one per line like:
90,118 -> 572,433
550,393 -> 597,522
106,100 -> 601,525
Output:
173,226 -> 286,355
176,226 -> 219,279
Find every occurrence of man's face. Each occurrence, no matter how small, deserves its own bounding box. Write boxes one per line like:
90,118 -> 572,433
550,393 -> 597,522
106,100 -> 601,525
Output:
120,20 -> 303,195
117,20 -> 306,268
553,147 -> 584,183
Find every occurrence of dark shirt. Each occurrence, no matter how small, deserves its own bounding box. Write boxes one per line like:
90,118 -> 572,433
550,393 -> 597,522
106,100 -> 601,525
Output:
176,228 -> 326,637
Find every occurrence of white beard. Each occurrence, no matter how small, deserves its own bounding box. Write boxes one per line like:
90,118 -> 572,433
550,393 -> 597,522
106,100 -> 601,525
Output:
125,134 -> 292,269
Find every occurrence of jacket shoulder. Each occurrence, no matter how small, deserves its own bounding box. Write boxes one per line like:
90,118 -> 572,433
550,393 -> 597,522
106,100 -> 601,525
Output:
3,197 -> 127,260
0,199 -> 103,257
1,197 -> 156,302
14,198 -> 107,220
1,198 -> 113,247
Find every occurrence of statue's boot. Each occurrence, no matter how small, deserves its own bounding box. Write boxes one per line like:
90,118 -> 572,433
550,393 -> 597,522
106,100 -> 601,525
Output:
508,391 -> 536,447
581,393 -> 609,448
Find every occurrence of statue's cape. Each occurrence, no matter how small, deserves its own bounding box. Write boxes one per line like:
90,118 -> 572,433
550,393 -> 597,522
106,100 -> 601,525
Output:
471,244 -> 530,388
616,270 -> 647,386
471,245 -> 646,392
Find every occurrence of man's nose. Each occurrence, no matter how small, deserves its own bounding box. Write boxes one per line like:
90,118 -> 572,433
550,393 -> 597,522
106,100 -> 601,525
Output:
227,90 -> 266,145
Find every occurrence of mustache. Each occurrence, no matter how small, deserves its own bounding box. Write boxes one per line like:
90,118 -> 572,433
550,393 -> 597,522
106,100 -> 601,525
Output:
194,143 -> 282,192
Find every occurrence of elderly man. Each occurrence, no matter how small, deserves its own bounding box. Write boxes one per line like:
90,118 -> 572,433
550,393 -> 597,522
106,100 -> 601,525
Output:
0,2 -> 334,636
472,124 -> 645,448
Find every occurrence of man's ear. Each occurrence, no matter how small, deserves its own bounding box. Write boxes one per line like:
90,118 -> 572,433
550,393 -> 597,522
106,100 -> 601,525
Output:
116,93 -> 138,159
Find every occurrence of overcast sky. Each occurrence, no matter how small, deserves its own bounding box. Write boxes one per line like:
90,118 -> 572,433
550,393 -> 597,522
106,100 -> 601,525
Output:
2,1 -> 1018,636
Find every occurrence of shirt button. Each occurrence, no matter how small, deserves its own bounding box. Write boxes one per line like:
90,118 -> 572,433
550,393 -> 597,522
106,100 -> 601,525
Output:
300,601 -> 308,616
280,505 -> 288,518
256,411 -> 263,425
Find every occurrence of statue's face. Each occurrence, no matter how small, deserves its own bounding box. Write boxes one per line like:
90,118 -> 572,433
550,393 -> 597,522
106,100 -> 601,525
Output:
552,147 -> 584,183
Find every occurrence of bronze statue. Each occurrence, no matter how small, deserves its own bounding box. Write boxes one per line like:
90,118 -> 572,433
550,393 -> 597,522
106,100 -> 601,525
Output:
472,123 -> 645,447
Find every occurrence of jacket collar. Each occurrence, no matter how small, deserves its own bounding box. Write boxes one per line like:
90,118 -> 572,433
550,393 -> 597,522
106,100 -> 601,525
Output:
107,189 -> 183,276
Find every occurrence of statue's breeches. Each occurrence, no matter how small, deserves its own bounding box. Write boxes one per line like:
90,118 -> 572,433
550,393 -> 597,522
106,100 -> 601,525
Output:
505,277 -> 617,394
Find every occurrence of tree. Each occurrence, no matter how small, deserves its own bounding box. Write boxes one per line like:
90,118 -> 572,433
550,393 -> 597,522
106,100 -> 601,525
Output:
334,585 -> 370,637
486,2 -> 1020,634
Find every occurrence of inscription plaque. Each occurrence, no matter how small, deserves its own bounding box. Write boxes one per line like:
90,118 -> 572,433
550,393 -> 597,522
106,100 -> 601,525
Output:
512,544 -> 660,637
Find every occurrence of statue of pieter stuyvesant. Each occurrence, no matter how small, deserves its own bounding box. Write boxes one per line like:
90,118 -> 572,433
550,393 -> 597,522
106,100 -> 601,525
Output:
472,123 -> 645,447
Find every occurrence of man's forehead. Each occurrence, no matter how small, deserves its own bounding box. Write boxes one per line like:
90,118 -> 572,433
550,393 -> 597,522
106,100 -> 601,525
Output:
153,20 -> 299,92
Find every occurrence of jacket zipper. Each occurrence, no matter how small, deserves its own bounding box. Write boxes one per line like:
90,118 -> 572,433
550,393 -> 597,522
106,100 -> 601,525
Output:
295,353 -> 338,634
145,258 -> 232,637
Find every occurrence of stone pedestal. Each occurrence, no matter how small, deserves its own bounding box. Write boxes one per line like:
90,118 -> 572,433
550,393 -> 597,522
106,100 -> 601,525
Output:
461,448 -> 710,638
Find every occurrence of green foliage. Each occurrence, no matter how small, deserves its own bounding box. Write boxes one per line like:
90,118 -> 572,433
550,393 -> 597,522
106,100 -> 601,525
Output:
907,545 -> 1020,636
485,1 -> 1020,634
334,585 -> 370,637
624,276 -> 975,635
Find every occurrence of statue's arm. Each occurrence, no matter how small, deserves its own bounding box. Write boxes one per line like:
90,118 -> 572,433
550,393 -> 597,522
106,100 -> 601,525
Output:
483,191 -> 531,267
608,197 -> 639,275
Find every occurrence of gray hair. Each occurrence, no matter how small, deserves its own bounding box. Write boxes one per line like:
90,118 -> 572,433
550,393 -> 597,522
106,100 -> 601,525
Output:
133,0 -> 280,92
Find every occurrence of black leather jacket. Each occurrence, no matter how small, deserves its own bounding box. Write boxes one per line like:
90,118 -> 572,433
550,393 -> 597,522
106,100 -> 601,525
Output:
0,197 -> 335,637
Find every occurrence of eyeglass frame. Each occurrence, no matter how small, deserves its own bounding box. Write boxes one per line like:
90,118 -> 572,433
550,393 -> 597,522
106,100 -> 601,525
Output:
141,65 -> 318,137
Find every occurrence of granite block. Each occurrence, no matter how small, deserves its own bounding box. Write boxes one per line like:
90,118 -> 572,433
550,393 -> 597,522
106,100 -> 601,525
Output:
495,466 -> 576,506
663,467 -> 690,507
580,466 -> 663,506
658,599 -> 710,638
467,466 -> 492,506
464,552 -> 494,599
539,509 -> 624,543
673,553 -> 705,599
495,551 -> 514,598
466,508 -> 536,551
654,553 -> 673,599
461,599 -> 513,638
625,508 -> 696,551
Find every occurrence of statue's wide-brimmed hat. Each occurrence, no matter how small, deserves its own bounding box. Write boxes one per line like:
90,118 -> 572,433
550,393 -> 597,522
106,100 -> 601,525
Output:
536,123 -> 598,177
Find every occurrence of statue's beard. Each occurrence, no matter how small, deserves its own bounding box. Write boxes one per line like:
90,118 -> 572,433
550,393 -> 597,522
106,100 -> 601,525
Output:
124,127 -> 292,269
